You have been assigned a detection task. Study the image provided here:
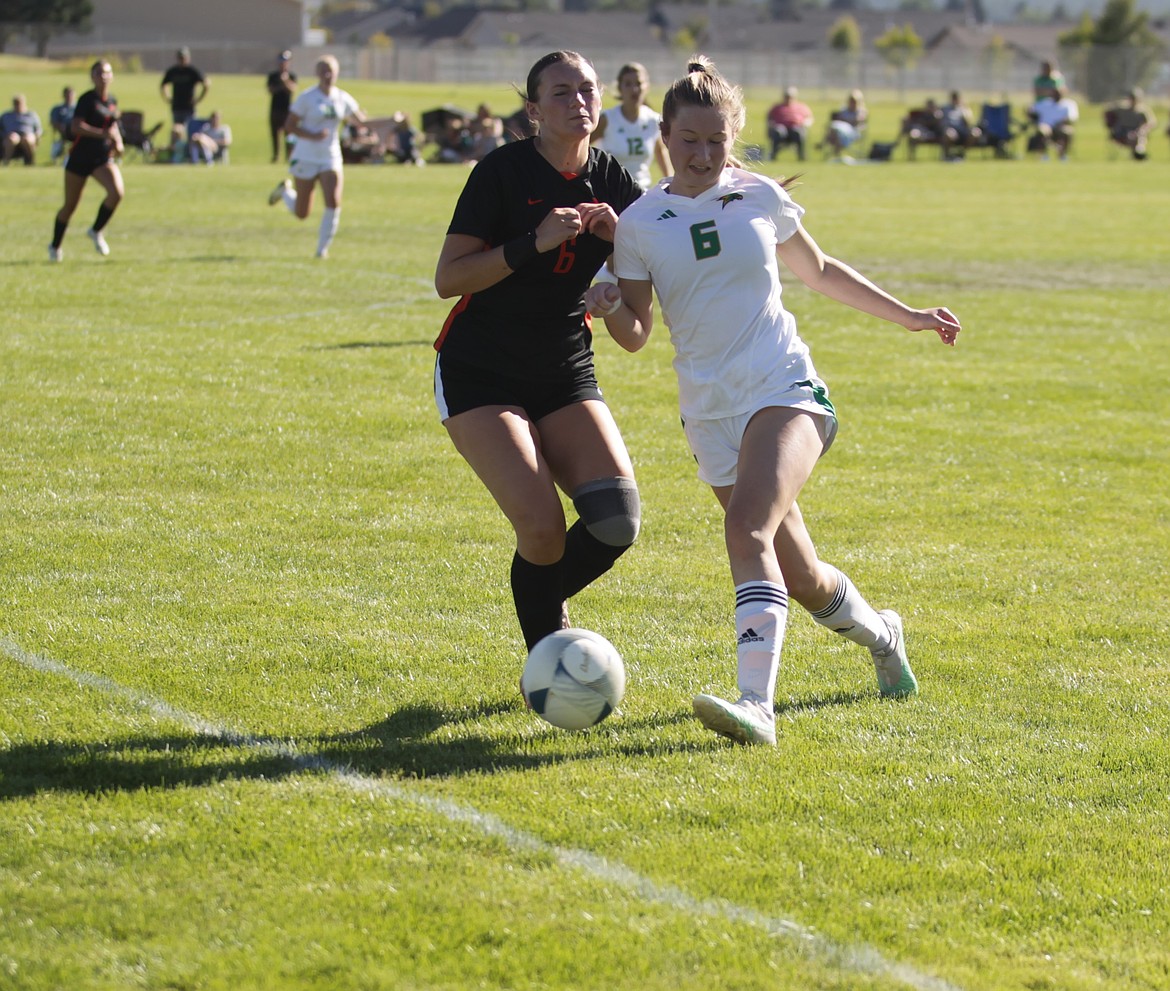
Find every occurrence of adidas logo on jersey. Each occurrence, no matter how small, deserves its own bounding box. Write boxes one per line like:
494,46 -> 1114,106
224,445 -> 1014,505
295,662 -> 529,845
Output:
656,209 -> 677,221
737,628 -> 766,645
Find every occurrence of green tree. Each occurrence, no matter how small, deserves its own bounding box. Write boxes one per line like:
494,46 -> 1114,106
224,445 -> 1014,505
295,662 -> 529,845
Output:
1059,0 -> 1164,101
825,14 -> 862,86
0,0 -> 23,51
827,14 -> 861,53
10,0 -> 92,57
874,23 -> 924,95
981,32 -> 1013,88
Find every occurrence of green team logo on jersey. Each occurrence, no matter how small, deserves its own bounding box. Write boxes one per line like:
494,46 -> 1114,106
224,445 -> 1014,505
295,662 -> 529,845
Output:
718,192 -> 744,209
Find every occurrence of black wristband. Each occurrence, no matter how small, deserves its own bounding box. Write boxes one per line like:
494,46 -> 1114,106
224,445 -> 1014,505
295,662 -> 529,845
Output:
503,232 -> 538,271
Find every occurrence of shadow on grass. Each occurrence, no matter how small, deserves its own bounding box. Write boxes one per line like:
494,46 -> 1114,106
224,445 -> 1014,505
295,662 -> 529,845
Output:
774,689 -> 871,716
309,340 -> 433,350
0,700 -> 707,800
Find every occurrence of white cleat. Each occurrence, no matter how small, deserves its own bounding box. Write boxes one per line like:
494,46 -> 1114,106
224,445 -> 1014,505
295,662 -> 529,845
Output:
871,610 -> 918,698
268,178 -> 292,206
693,692 -> 776,746
48,245 -> 63,262
86,227 -> 109,256
315,247 -> 328,259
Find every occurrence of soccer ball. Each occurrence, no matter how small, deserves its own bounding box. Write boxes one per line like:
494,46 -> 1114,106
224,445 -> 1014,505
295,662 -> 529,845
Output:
521,628 -> 626,731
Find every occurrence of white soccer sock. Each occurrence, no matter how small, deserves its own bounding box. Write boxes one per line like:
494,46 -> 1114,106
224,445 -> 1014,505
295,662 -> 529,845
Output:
809,568 -> 894,653
734,581 -> 788,704
282,187 -> 297,214
317,207 -> 340,255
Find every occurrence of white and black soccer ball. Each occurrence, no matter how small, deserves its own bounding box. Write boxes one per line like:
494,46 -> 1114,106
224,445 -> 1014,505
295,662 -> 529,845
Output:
521,628 -> 626,731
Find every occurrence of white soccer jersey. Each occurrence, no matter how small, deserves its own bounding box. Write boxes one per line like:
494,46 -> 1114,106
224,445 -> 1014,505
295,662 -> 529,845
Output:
613,167 -> 819,420
594,105 -> 662,191
288,84 -> 359,167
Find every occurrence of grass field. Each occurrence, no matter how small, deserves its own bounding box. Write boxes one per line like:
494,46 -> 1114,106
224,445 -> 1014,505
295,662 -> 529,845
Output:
2,62 -> 1170,991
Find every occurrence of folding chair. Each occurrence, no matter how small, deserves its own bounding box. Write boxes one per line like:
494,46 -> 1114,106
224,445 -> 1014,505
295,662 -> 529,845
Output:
975,104 -> 1018,158
118,111 -> 162,161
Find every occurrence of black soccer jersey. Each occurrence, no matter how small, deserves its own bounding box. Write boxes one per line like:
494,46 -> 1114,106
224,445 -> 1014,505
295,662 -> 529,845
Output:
66,89 -> 118,172
435,139 -> 641,379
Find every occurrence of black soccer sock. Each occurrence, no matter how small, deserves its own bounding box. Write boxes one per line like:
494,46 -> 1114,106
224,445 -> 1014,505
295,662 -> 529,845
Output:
561,519 -> 631,600
51,219 -> 68,249
92,202 -> 115,233
511,552 -> 566,651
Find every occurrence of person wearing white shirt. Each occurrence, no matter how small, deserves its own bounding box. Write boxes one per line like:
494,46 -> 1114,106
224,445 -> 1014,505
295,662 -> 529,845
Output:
590,62 -> 670,192
1028,86 -> 1079,160
267,55 -> 364,258
588,57 -> 961,746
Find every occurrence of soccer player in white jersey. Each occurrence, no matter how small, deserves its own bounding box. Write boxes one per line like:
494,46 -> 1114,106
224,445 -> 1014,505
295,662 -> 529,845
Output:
267,55 -> 365,258
585,56 -> 962,746
591,62 -> 670,192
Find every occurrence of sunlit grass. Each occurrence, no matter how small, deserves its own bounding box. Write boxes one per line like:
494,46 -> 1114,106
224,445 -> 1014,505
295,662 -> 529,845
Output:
2,69 -> 1169,991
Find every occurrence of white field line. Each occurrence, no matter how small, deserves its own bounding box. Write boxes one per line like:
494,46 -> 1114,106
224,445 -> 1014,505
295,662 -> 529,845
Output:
3,637 -> 963,991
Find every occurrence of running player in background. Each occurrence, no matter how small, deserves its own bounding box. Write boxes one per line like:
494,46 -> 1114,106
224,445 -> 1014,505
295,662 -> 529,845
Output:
433,50 -> 643,672
593,56 -> 961,745
267,55 -> 364,259
48,60 -> 124,262
591,61 -> 670,192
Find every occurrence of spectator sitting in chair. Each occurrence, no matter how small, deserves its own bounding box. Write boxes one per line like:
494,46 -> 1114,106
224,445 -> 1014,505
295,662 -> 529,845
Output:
766,86 -> 813,161
1028,85 -> 1078,160
389,111 -> 424,166
469,103 -> 505,161
1,94 -> 43,165
820,90 -> 867,156
902,97 -> 943,151
342,121 -> 385,163
939,91 -> 981,160
188,110 -> 231,164
49,86 -> 76,164
1105,89 -> 1155,161
436,115 -> 473,163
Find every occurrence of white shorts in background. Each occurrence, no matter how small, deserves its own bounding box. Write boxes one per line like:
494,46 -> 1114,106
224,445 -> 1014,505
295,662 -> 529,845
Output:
289,158 -> 339,181
682,379 -> 838,487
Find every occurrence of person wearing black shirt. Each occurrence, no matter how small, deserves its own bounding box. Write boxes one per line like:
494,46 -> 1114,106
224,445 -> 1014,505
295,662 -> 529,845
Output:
266,50 -> 297,163
48,61 -> 124,261
160,47 -> 208,129
433,50 -> 643,669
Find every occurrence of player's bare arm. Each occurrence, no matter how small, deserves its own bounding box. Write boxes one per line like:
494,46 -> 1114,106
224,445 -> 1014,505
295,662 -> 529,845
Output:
778,225 -> 961,346
586,278 -> 653,352
435,208 -> 584,298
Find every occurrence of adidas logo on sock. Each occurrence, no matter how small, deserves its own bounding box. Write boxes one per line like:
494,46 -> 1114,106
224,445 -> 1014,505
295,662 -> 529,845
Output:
737,628 -> 765,645
657,209 -> 677,220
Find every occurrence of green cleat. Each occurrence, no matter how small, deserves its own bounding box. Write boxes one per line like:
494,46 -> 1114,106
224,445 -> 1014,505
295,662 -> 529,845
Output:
693,692 -> 776,746
872,610 -> 918,698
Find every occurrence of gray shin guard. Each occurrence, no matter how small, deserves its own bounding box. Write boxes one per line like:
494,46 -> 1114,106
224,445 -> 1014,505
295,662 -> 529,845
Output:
571,477 -> 641,547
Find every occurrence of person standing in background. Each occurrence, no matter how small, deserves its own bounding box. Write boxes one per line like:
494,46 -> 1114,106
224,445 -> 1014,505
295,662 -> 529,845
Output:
267,50 -> 298,163
160,47 -> 209,130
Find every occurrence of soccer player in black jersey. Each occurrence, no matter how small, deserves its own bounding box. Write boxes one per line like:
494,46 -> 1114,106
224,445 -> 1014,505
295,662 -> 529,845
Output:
434,50 -> 644,674
49,61 -> 124,262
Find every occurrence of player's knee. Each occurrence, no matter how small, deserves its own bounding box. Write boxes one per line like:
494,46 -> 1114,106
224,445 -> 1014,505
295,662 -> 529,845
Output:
572,477 -> 640,547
